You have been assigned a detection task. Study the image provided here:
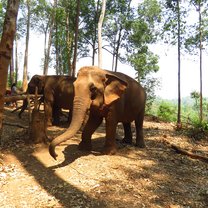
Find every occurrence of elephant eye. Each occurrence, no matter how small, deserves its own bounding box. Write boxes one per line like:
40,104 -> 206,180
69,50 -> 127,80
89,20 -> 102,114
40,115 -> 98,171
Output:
89,84 -> 97,100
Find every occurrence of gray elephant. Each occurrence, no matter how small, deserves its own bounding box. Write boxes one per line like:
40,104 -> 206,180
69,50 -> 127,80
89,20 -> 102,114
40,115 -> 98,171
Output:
49,66 -> 146,160
19,75 -> 76,126
44,75 -> 76,126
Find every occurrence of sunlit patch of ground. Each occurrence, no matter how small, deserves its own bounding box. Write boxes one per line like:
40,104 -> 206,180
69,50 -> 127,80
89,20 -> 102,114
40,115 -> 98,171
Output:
0,106 -> 208,207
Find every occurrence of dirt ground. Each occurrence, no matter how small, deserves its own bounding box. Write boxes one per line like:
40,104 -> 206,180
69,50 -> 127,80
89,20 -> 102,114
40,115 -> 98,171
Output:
0,103 -> 208,208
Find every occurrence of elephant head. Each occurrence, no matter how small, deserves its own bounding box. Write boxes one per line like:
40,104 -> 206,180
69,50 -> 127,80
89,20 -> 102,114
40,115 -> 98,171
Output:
28,75 -> 45,94
18,75 -> 45,118
49,66 -> 127,159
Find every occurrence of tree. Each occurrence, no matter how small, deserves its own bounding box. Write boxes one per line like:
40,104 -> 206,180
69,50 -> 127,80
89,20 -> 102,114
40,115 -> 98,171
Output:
98,0 -> 106,68
22,0 -> 31,92
185,0 -> 208,123
162,0 -> 188,128
78,0 -> 100,65
72,0 -> 80,77
103,0 -> 133,72
128,0 -> 161,110
0,0 -> 20,139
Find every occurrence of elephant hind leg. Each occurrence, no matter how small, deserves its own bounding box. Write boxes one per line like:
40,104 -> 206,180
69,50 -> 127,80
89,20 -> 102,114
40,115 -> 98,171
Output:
122,122 -> 132,144
135,109 -> 145,148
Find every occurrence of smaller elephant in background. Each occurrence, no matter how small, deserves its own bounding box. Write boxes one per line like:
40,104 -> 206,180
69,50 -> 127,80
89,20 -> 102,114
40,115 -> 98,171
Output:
43,75 -> 76,126
18,75 -> 76,127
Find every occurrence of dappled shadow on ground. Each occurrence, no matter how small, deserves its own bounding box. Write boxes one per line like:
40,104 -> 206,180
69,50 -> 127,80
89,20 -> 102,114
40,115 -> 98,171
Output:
1,107 -> 208,207
10,146 -> 106,207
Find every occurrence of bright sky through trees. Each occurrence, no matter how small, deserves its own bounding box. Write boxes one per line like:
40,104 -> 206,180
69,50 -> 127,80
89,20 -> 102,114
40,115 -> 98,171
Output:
16,0 -> 208,100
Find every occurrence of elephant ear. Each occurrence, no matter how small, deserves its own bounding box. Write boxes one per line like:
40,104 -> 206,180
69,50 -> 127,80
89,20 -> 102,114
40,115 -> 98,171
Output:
104,73 -> 128,105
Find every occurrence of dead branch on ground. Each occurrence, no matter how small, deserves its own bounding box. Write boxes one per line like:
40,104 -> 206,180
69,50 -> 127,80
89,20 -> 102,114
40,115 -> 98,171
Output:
164,140 -> 208,163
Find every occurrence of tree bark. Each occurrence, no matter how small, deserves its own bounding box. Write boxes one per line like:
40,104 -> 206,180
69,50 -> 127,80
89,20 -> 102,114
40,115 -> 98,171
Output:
177,0 -> 181,129
98,0 -> 106,68
22,0 -> 31,92
0,0 -> 20,140
9,47 -> 15,84
72,0 -> 80,77
43,3 -> 55,75
199,3 -> 203,123
15,35 -> 19,84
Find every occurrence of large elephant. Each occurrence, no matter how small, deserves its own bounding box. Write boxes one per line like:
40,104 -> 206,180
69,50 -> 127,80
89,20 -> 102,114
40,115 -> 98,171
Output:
49,66 -> 146,160
19,75 -> 76,126
44,75 -> 76,126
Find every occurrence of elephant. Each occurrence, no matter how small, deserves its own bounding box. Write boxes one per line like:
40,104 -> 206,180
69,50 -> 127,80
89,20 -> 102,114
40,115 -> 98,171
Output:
49,66 -> 146,160
19,75 -> 76,127
43,75 -> 76,126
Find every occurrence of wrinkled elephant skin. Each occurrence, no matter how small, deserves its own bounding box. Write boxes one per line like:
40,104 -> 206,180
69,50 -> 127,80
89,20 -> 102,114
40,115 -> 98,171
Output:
49,66 -> 146,160
19,75 -> 76,127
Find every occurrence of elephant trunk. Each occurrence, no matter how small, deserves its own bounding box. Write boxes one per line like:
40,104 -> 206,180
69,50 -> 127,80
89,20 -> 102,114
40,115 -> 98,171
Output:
49,96 -> 90,160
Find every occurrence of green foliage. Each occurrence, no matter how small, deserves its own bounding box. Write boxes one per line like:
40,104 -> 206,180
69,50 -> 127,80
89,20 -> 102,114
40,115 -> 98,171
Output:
184,0 -> 208,55
157,101 -> 177,122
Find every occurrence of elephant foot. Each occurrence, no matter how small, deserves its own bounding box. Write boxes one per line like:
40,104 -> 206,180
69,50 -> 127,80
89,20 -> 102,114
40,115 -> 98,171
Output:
78,141 -> 92,151
122,137 -> 132,145
135,140 -> 145,148
102,145 -> 117,155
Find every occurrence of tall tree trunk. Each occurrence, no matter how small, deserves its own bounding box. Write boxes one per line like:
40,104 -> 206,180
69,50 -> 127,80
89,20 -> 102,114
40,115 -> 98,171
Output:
54,0 -> 59,75
43,2 -> 55,75
15,35 -> 19,84
114,27 -> 122,72
43,29 -> 47,74
0,0 -> 20,140
9,47 -> 14,84
66,15 -> 72,76
43,21 -> 53,75
72,0 -> 80,77
176,0 -> 181,129
22,0 -> 31,92
98,0 -> 106,68
199,3 -> 203,123
92,0 -> 100,65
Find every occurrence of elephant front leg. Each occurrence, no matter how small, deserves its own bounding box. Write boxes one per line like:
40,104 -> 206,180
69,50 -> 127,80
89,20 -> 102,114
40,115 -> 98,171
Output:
44,100 -> 53,127
79,113 -> 103,151
103,115 -> 117,155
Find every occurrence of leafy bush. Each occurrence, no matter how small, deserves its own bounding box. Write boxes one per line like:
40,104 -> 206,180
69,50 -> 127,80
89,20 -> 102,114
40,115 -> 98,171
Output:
157,101 -> 176,122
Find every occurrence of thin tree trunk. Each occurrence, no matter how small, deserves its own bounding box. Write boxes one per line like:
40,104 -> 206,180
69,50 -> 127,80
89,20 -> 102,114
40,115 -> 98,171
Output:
98,0 -> 106,68
177,0 -> 181,129
0,0 -> 20,140
66,15 -> 72,76
15,35 -> 19,84
72,0 -> 80,77
9,47 -> 14,85
43,25 -> 48,75
43,22 -> 53,75
22,0 -> 31,92
92,0 -> 100,65
199,3 -> 203,123
54,0 -> 59,75
43,1 -> 57,75
114,27 -> 122,72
